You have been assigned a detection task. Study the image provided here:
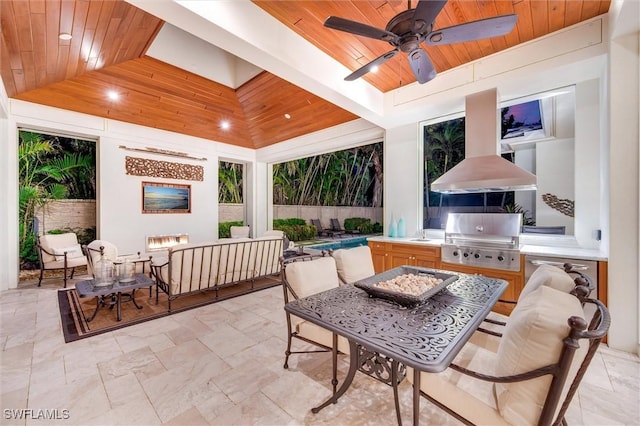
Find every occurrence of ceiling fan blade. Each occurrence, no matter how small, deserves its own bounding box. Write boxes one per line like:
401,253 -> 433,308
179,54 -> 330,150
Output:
426,14 -> 517,45
324,16 -> 399,44
345,49 -> 399,81
408,48 -> 437,84
412,0 -> 447,33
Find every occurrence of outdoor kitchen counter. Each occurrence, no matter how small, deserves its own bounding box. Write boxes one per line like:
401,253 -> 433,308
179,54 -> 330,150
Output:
367,236 -> 608,262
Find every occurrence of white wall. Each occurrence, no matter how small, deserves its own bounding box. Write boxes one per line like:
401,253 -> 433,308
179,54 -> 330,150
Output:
0,77 -> 18,292
608,29 -> 639,354
384,124 -> 421,237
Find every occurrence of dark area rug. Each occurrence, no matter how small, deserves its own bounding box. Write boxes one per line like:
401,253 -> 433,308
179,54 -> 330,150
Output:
58,275 -> 282,343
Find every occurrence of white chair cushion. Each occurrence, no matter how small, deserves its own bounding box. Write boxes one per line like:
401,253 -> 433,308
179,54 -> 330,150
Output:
87,240 -> 119,261
52,244 -> 84,260
519,264 -> 576,302
39,233 -> 79,263
495,286 -> 587,425
230,226 -> 250,238
331,245 -> 375,284
285,256 -> 340,299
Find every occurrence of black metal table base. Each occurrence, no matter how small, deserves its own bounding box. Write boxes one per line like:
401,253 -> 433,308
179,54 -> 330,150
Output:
85,289 -> 143,322
311,339 -> 407,425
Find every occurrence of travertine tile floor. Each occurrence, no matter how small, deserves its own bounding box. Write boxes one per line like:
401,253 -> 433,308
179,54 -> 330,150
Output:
1,278 -> 639,426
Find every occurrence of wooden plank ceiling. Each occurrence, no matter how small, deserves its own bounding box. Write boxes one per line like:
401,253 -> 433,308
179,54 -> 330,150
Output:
1,0 -> 609,148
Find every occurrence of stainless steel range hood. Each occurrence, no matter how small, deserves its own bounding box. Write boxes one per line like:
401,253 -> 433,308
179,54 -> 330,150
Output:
431,88 -> 537,194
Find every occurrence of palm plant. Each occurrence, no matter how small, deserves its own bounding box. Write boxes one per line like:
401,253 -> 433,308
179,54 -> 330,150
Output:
18,131 -> 94,266
218,161 -> 243,203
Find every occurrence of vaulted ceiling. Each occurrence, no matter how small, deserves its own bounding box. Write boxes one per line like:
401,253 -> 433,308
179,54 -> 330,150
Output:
0,0 -> 610,148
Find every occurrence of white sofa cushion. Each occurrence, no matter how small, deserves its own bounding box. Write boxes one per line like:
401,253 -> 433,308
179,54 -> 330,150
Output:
331,245 -> 375,284
495,286 -> 587,425
519,264 -> 576,302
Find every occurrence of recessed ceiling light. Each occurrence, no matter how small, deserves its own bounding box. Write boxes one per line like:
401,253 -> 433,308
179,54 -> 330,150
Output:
370,65 -> 379,73
59,33 -> 72,41
284,113 -> 291,119
107,90 -> 119,101
221,120 -> 230,130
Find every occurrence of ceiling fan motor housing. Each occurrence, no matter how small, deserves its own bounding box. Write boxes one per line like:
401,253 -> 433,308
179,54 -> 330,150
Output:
386,9 -> 431,52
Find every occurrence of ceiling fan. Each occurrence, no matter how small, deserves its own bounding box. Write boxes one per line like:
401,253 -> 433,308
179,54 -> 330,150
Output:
324,0 -> 517,84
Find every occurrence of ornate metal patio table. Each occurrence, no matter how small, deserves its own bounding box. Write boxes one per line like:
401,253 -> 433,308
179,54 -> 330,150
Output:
75,273 -> 155,322
284,268 -> 507,426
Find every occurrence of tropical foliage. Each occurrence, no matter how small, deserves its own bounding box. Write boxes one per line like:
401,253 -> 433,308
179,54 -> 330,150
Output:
273,218 -> 317,241
18,131 -> 95,267
272,142 -> 383,207
218,161 -> 243,203
423,117 -> 465,208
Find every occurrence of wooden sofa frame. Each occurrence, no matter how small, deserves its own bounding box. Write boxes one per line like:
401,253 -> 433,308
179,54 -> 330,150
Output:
151,236 -> 284,312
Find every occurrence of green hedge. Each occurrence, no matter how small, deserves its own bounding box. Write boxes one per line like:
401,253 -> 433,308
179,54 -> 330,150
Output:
218,221 -> 244,238
273,218 -> 316,242
343,217 -> 382,234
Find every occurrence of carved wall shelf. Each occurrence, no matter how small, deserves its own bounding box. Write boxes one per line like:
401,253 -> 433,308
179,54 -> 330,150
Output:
119,145 -> 207,161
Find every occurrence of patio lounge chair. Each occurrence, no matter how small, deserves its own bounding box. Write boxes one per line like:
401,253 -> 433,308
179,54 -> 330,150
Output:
311,219 -> 330,237
328,218 -> 346,238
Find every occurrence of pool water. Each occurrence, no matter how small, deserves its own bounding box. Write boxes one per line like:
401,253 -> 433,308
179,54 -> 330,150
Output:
306,235 -> 370,251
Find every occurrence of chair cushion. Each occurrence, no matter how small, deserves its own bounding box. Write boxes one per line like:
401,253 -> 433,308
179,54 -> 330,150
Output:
230,226 -> 250,238
519,264 -> 576,302
52,244 -> 84,261
495,286 -> 587,425
285,256 -> 340,299
331,246 -> 375,284
39,233 -> 79,263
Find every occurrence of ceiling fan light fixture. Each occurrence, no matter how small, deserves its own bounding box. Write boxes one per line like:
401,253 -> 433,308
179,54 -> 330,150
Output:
429,32 -> 443,43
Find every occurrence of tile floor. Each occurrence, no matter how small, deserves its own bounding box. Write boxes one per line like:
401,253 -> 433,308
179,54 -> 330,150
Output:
1,278 -> 639,426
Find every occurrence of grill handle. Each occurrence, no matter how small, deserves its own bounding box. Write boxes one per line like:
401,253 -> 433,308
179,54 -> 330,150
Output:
529,259 -> 589,271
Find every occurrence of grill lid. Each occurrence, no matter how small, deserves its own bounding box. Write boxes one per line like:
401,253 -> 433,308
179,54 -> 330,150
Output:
444,213 -> 522,248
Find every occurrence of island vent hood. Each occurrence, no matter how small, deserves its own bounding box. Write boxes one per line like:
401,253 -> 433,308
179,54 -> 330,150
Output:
431,88 -> 537,194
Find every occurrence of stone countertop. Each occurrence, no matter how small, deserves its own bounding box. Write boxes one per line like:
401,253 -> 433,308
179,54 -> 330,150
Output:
366,235 -> 608,262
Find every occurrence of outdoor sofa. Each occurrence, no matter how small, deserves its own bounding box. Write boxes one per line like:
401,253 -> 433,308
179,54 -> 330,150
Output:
151,235 -> 285,312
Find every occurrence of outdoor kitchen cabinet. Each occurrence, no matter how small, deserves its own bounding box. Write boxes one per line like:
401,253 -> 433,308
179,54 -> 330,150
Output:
440,260 -> 524,316
368,242 -> 441,273
369,242 -> 388,273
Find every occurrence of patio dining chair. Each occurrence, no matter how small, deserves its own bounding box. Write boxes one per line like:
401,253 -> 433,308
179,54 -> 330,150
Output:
281,254 -> 349,369
407,285 -> 610,426
36,232 -> 87,288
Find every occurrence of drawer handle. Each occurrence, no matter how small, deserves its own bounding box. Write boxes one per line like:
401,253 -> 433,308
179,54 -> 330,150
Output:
529,259 -> 589,270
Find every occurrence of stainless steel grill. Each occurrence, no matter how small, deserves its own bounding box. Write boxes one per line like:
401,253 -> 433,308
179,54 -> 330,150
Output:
440,213 -> 522,271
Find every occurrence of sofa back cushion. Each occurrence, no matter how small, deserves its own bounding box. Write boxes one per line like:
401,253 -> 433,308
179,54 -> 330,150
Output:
495,286 -> 587,425
331,245 -> 375,284
161,237 -> 284,296
519,264 -> 576,302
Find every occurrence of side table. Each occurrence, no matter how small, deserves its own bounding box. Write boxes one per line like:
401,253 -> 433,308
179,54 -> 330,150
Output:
75,273 -> 154,322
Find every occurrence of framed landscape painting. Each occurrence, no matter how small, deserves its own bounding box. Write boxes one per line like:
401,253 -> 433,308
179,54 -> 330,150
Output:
142,182 -> 191,214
